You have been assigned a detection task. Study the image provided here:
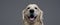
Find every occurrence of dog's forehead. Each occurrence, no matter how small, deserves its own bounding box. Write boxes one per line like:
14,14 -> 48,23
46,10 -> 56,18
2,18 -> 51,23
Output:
27,4 -> 39,8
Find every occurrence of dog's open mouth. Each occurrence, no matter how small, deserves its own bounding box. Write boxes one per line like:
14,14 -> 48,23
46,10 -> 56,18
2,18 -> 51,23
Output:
28,13 -> 36,21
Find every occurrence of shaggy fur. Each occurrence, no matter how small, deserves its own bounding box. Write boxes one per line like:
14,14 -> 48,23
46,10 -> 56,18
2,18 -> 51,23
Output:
22,4 -> 44,25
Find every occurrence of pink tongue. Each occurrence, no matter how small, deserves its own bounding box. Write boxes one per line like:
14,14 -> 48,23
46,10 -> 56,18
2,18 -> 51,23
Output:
30,18 -> 34,20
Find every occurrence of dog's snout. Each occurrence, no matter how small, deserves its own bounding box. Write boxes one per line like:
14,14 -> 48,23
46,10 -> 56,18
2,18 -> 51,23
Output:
30,9 -> 34,13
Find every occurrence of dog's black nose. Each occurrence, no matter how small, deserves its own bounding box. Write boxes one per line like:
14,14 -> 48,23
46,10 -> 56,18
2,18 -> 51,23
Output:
30,9 -> 34,13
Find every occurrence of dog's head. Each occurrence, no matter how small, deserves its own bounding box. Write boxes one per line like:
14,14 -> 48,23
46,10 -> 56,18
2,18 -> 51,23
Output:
22,4 -> 43,22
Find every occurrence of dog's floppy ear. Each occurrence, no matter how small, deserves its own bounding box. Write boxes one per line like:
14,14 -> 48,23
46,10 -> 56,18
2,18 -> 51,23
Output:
22,6 -> 29,20
22,8 -> 27,20
39,9 -> 43,20
39,9 -> 44,25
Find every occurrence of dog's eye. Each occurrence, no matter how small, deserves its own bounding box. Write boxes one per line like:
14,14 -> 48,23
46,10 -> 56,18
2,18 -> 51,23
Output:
35,7 -> 37,9
27,7 -> 30,9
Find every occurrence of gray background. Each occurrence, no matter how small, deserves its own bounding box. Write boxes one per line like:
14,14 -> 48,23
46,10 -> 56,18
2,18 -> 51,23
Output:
0,0 -> 60,25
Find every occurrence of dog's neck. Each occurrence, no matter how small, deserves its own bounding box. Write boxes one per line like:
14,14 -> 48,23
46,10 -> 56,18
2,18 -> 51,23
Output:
29,22 -> 34,25
24,19 -> 41,25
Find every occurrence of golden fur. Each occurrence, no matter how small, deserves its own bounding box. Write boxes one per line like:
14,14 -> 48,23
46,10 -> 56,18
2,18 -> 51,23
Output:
22,4 -> 44,25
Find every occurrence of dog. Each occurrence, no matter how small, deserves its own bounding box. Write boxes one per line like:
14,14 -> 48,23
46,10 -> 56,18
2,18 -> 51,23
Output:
22,4 -> 44,25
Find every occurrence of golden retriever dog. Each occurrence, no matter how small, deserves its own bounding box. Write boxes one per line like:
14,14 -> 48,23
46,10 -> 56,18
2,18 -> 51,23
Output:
22,4 -> 44,25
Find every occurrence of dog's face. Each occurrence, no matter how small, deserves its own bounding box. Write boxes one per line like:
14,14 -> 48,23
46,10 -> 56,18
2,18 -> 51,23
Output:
23,4 -> 41,22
